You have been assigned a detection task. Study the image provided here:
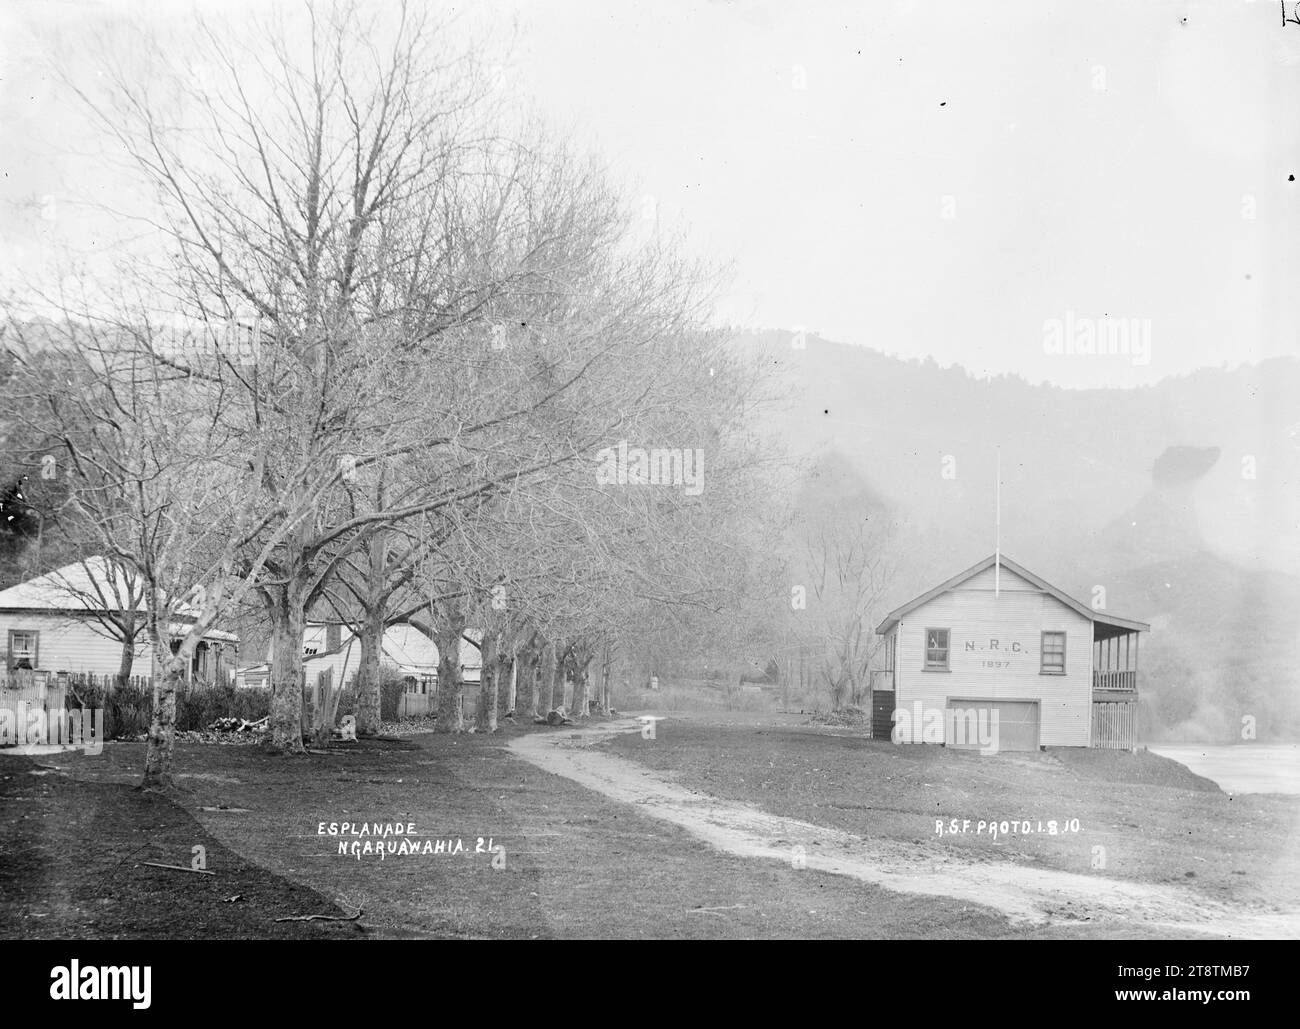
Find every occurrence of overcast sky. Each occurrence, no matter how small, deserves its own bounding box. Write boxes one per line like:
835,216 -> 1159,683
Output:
2,0 -> 1297,388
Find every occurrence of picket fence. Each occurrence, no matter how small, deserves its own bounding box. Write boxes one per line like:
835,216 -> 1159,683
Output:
1,669 -> 71,746
1091,700 -> 1137,751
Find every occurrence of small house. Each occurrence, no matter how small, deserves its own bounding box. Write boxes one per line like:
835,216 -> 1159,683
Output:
0,558 -> 238,684
873,554 -> 1147,751
235,621 -> 482,694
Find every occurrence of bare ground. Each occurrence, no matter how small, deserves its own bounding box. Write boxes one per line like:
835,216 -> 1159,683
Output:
509,717 -> 1300,939
5,726 -> 1025,939
6,712 -> 1295,938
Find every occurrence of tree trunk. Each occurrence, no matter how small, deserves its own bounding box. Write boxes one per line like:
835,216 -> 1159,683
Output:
551,646 -> 567,712
115,633 -> 135,693
434,622 -> 464,733
355,606 -> 384,736
599,640 -> 611,713
571,654 -> 590,718
516,643 -> 538,721
494,631 -> 514,721
537,641 -> 556,715
141,651 -> 184,789
497,651 -> 514,721
267,582 -> 307,754
355,528 -> 387,735
475,633 -> 498,732
310,668 -> 337,749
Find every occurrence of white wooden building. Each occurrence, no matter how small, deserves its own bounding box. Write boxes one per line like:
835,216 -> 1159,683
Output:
235,621 -> 481,690
0,558 -> 239,683
872,554 -> 1148,751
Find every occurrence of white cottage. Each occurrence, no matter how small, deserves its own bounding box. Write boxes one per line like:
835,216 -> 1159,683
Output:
0,558 -> 239,683
872,554 -> 1147,751
235,621 -> 481,690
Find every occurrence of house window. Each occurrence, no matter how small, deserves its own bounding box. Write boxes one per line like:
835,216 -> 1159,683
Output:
1041,631 -> 1066,674
7,629 -> 39,670
924,628 -> 950,670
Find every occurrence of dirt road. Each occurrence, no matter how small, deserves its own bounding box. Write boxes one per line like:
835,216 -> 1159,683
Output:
510,718 -> 1300,938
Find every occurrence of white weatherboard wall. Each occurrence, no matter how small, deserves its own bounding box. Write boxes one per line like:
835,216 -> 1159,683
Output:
299,622 -> 472,684
0,612 -> 153,676
895,564 -> 1093,747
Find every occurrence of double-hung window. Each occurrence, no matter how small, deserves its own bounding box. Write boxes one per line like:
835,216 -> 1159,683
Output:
1041,631 -> 1066,674
7,629 -> 39,669
924,628 -> 950,670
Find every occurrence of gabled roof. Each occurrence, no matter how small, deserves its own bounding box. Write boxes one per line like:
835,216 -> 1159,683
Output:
168,622 -> 239,643
303,620 -> 481,662
0,557 -> 238,641
874,554 -> 1150,636
0,557 -> 141,611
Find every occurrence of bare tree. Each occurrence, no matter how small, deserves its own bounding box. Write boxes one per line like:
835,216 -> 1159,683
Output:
2,313 -> 329,786
798,517 -> 894,710
17,0 -> 775,766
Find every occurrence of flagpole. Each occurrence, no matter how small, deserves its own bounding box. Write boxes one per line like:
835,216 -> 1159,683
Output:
995,449 -> 1001,598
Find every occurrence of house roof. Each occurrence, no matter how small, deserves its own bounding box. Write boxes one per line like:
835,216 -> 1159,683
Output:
238,620 -> 480,681
307,624 -> 441,675
304,620 -> 481,659
874,554 -> 1150,636
172,623 -> 239,644
0,557 -> 239,642
0,557 -> 140,610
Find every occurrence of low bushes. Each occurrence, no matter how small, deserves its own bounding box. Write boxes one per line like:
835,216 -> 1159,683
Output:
60,666 -> 411,739
331,668 -> 408,721
65,680 -> 271,739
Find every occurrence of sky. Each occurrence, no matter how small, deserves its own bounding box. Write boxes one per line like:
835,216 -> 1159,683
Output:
1,0 -> 1297,388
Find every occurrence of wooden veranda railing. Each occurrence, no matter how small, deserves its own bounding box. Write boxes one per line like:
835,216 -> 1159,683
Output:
1092,669 -> 1137,691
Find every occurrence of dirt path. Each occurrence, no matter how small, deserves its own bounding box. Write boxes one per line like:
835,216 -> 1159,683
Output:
510,718 -> 1300,938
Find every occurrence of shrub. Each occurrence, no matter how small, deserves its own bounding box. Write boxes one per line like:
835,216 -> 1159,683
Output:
379,668 -> 407,721
330,668 -> 408,722
63,679 -> 270,738
175,685 -> 270,730
64,679 -> 150,739
335,678 -> 359,718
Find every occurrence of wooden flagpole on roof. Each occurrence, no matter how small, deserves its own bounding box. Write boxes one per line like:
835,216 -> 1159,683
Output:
995,449 -> 1001,598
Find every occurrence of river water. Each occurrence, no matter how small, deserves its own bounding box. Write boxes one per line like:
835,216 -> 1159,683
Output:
1147,743 -> 1300,795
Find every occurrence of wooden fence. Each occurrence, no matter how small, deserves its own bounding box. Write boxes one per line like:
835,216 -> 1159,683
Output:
301,667 -> 343,741
399,692 -> 432,718
1091,700 -> 1137,750
2,670 -> 150,694
1,670 -> 70,746
3,670 -> 232,697
1,670 -> 68,706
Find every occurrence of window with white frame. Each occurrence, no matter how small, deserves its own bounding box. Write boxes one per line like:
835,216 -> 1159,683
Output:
7,629 -> 39,670
924,628 -> 950,670
1041,631 -> 1066,674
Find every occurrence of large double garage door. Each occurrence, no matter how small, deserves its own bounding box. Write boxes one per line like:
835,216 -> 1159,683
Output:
945,698 -> 1040,752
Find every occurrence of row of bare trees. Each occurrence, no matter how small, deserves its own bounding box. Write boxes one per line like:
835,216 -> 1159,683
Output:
0,1 -> 783,785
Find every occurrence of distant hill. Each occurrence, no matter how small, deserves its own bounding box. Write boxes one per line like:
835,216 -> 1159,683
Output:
742,330 -> 1300,740
1089,552 -> 1300,743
